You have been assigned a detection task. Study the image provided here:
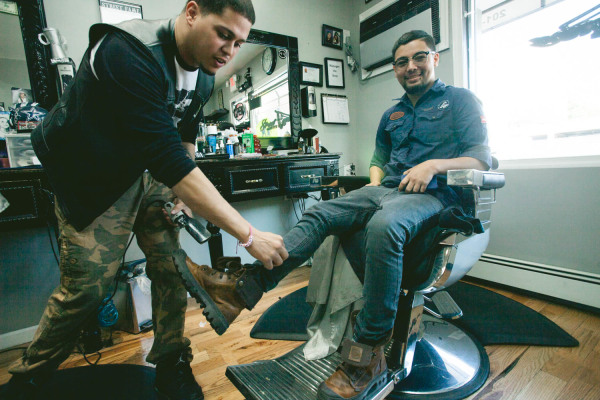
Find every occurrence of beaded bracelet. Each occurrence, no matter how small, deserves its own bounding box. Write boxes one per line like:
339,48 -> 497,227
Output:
238,225 -> 253,248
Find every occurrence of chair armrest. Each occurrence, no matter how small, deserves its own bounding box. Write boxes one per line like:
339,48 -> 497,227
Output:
447,169 -> 505,190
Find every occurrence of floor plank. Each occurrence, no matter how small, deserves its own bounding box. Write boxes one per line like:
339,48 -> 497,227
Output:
514,370 -> 566,400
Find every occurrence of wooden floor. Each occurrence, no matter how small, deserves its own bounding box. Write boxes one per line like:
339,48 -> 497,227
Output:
1,265 -> 599,399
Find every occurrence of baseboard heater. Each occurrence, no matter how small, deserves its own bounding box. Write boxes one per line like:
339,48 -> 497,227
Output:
479,254 -> 600,286
471,254 -> 600,309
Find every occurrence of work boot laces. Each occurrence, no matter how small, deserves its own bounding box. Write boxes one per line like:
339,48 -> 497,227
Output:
205,258 -> 255,279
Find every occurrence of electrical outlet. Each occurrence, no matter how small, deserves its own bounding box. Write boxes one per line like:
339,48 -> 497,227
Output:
343,163 -> 356,176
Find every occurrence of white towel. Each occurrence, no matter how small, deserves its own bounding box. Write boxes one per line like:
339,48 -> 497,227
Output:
304,236 -> 364,360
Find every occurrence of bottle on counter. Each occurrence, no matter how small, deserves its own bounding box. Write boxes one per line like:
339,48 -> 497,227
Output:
216,133 -> 224,154
253,135 -> 261,154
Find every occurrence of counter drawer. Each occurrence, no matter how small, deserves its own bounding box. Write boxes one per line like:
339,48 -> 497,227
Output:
229,167 -> 280,196
285,163 -> 329,191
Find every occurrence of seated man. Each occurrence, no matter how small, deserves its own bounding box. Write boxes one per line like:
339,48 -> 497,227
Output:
181,30 -> 492,400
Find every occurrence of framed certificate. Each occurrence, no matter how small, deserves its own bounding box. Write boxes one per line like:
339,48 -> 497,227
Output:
299,62 -> 323,87
324,58 -> 345,89
321,93 -> 349,125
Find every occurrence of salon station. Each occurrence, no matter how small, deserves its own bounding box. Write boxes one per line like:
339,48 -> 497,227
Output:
1,1 -> 599,400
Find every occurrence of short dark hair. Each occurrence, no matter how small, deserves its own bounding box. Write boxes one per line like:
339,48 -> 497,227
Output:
392,30 -> 435,57
185,0 -> 255,24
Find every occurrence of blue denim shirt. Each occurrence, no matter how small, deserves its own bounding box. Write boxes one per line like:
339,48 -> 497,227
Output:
370,80 -> 492,205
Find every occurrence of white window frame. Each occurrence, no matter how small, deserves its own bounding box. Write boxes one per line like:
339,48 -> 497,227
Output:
463,0 -> 600,169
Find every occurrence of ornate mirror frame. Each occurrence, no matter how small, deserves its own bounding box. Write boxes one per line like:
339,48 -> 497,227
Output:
16,0 -> 58,110
246,29 -> 302,148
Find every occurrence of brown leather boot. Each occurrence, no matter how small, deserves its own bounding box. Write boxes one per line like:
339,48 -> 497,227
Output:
317,338 -> 390,400
172,249 -> 264,335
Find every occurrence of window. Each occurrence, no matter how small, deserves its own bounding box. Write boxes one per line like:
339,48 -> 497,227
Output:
467,0 -> 600,161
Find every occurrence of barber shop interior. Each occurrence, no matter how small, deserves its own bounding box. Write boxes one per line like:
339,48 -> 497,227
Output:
1,0 -> 599,399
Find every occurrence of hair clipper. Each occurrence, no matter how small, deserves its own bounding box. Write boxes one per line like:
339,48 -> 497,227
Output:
163,202 -> 211,244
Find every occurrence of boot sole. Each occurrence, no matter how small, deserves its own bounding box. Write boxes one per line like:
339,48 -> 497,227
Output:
172,249 -> 229,335
316,370 -> 390,400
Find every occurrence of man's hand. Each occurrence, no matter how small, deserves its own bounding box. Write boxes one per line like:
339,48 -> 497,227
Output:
398,160 -> 438,193
245,228 -> 288,270
162,198 -> 193,225
365,181 -> 381,187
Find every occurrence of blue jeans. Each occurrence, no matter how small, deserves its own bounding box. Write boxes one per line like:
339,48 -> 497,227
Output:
259,186 -> 445,344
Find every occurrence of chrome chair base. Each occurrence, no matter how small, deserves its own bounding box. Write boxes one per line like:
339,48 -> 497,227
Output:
389,315 -> 489,399
226,315 -> 488,400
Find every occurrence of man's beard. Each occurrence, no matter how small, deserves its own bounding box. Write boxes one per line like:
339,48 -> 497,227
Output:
403,80 -> 428,95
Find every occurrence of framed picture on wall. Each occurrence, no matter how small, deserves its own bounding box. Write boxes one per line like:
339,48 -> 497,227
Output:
324,58 -> 345,89
11,88 -> 32,107
299,62 -> 323,87
322,24 -> 343,50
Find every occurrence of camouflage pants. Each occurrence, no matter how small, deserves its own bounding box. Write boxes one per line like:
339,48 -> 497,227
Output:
9,172 -> 190,376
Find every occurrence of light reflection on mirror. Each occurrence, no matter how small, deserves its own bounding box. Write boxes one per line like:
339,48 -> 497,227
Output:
206,43 -> 290,139
0,11 -> 30,112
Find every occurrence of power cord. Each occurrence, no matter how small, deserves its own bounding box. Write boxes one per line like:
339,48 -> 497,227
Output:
291,198 -> 301,221
41,189 -> 59,265
78,233 -> 136,365
344,38 -> 359,73
289,193 -> 322,221
76,342 -> 102,366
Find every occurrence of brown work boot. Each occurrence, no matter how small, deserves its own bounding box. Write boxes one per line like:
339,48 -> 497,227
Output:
172,249 -> 264,335
317,338 -> 390,400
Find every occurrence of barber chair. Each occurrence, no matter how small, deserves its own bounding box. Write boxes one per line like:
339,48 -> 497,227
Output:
226,168 -> 505,400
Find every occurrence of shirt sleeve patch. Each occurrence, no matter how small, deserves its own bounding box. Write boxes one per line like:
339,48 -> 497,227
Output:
390,111 -> 405,120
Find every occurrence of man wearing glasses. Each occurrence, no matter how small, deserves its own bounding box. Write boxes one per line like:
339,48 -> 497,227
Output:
178,30 -> 491,400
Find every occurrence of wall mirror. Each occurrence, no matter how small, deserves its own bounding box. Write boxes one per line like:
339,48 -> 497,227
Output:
205,29 -> 301,150
12,1 -> 302,150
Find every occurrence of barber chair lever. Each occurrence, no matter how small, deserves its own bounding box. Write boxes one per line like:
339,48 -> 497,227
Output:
424,291 -> 463,319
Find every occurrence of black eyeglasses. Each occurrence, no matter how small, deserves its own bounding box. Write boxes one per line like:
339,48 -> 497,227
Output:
392,51 -> 435,69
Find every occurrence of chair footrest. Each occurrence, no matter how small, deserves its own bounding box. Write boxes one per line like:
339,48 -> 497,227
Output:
430,291 -> 463,319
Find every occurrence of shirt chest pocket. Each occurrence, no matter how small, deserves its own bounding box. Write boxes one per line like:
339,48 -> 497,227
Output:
385,118 -> 410,149
415,108 -> 453,144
